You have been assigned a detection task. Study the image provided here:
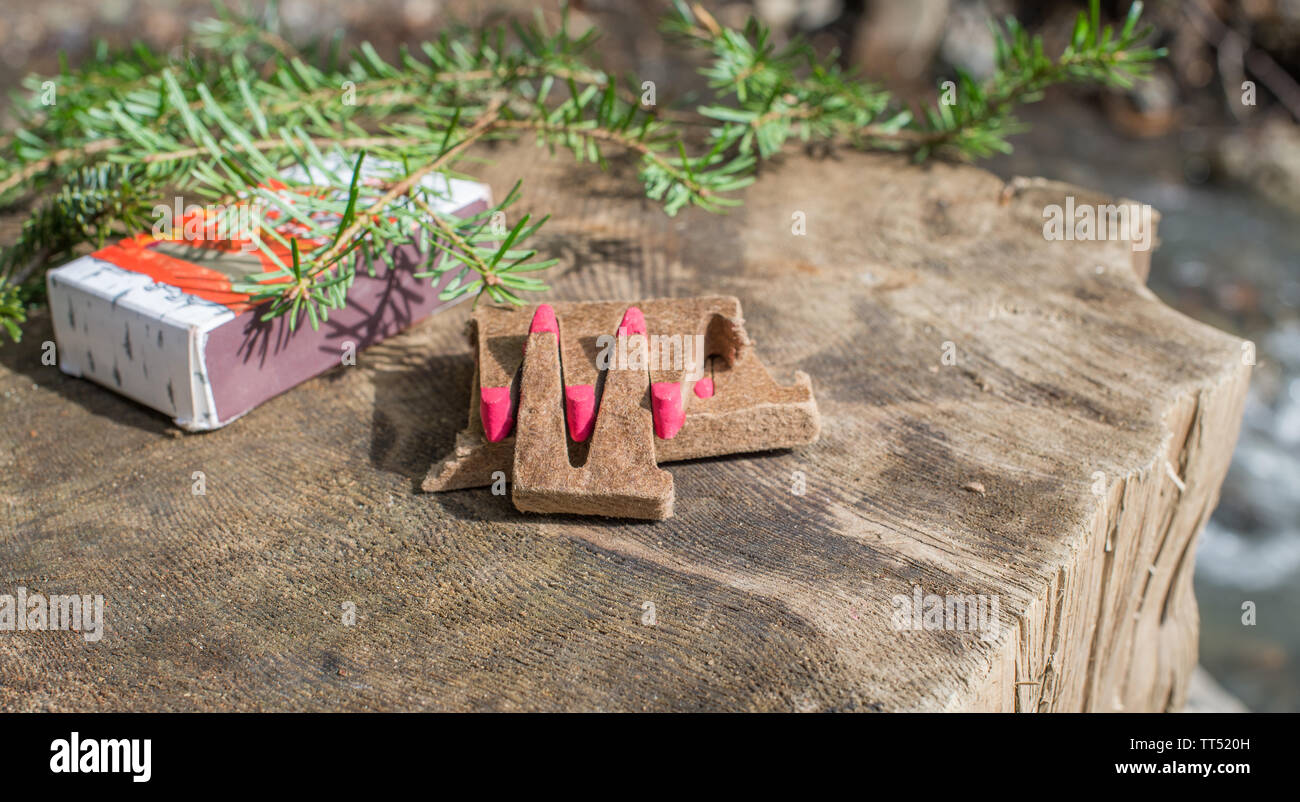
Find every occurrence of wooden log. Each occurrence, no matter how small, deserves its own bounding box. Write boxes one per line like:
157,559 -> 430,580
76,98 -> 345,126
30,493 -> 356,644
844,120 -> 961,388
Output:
0,144 -> 1249,711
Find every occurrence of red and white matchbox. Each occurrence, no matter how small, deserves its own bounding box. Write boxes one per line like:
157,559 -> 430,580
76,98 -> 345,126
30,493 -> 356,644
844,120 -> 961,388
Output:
47,160 -> 490,430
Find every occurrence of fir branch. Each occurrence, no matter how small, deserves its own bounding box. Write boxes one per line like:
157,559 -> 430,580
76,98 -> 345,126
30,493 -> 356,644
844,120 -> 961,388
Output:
913,1 -> 1165,158
0,1 -> 1166,344
1,163 -> 155,289
670,0 -> 1164,161
411,185 -> 557,308
299,100 -> 504,278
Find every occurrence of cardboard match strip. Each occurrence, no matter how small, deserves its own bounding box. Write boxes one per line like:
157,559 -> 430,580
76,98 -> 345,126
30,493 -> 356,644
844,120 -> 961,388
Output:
423,296 -> 820,519
512,315 -> 674,519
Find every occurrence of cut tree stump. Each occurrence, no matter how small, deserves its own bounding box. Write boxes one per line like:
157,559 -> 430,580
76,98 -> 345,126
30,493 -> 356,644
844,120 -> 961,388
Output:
0,144 -> 1249,712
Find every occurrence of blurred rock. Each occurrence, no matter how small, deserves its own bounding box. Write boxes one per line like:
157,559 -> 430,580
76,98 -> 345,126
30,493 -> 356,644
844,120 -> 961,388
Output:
1216,117 -> 1300,216
938,0 -> 996,79
1104,67 -> 1181,139
753,0 -> 843,32
851,0 -> 950,85
1181,666 -> 1251,713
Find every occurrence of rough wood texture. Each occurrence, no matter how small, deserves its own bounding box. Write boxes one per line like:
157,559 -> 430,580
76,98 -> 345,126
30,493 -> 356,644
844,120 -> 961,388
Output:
0,144 -> 1248,711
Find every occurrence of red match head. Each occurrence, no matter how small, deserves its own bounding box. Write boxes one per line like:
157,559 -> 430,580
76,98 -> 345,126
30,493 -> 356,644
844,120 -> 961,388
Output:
651,381 -> 685,440
530,303 -> 558,336
479,386 -> 515,442
618,306 -> 646,336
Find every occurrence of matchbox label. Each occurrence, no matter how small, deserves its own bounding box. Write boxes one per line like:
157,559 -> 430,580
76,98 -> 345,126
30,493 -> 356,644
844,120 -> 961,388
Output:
91,234 -> 274,312
92,170 -> 482,312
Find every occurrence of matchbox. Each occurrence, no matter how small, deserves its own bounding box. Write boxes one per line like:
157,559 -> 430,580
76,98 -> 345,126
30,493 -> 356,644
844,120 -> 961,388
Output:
46,162 -> 491,430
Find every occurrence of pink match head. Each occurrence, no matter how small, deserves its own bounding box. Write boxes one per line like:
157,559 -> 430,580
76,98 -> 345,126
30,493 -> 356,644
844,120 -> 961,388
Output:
479,386 -> 515,442
693,376 -> 715,399
564,384 -> 597,442
651,381 -> 685,440
530,303 -> 558,335
619,306 -> 646,336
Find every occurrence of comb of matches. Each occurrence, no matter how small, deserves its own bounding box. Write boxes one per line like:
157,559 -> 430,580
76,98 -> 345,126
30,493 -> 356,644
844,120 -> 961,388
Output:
425,296 -> 819,519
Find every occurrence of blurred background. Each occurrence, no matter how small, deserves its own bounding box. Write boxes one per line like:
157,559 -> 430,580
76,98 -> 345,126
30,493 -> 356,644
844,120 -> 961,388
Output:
1,0 -> 1295,711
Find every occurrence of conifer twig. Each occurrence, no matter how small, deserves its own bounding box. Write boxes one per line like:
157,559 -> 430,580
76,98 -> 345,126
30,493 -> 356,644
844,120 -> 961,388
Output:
0,1 -> 1164,343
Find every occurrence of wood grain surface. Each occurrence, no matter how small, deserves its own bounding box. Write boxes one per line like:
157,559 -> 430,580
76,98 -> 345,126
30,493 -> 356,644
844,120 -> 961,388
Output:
0,143 -> 1249,711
